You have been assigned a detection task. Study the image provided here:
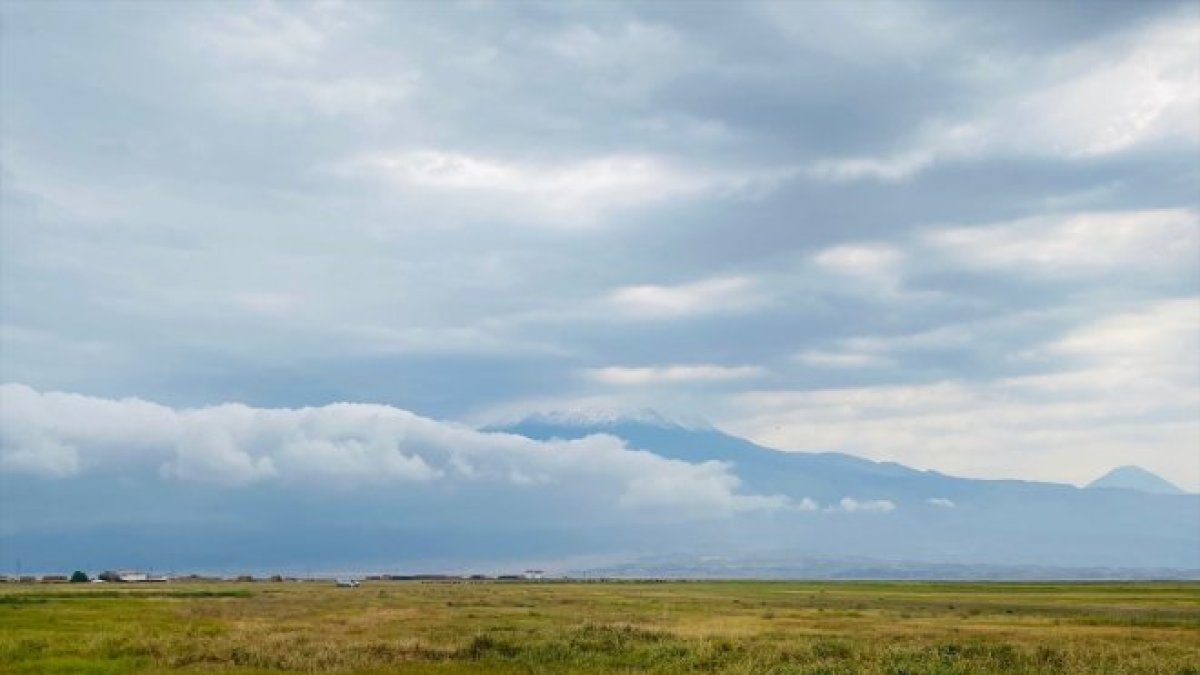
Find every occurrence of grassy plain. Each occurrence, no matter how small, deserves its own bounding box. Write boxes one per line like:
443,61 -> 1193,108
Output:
1,580 -> 1197,674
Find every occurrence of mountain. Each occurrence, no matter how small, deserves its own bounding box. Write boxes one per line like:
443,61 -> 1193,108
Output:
4,408 -> 1196,575
574,552 -> 1200,581
494,411 -> 943,499
1086,466 -> 1185,495
493,411 -> 1200,571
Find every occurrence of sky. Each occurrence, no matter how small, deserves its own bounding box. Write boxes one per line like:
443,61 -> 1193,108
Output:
1,0 -> 1198,495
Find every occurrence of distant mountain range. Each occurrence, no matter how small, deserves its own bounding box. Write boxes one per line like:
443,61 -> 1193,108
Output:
3,408 -> 1195,576
572,553 -> 1200,581
1086,465 -> 1185,495
494,411 -> 1200,571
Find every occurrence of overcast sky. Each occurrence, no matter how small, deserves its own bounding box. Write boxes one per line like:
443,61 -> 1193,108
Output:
2,0 -> 1198,491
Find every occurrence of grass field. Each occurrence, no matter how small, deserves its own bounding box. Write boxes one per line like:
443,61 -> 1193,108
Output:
1,580 -> 1197,674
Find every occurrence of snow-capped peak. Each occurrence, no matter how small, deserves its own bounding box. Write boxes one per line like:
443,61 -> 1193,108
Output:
491,407 -> 711,431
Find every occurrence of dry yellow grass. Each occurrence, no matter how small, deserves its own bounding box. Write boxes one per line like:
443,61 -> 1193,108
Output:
1,580 -> 1197,673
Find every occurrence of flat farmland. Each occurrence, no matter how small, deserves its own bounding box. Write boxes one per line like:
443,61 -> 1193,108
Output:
1,580 -> 1197,674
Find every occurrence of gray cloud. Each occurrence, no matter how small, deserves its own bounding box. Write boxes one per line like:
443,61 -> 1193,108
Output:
1,0 -> 1197,491
726,298 -> 1200,489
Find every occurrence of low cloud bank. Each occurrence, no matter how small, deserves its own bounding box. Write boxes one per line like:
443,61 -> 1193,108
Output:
0,383 -> 787,518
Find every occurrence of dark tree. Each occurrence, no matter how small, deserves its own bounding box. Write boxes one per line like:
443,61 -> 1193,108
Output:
70,570 -> 89,583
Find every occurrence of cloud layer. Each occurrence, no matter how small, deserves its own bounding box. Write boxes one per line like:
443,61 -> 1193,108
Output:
1,0 -> 1197,494
730,298 -> 1200,488
0,384 -> 786,518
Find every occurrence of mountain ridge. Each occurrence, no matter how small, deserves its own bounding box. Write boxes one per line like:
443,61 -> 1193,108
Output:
490,412 -> 1200,569
492,411 -> 1048,488
487,407 -> 711,431
1086,465 -> 1185,495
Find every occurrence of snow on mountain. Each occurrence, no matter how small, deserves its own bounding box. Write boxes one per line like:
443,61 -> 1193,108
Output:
487,408 -> 711,431
489,412 -> 1200,569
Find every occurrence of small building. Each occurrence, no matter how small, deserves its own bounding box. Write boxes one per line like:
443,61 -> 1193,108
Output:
118,571 -> 148,583
523,569 -> 544,580
336,578 -> 359,588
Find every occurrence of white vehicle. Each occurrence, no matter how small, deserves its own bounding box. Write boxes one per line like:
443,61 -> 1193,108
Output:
335,578 -> 359,588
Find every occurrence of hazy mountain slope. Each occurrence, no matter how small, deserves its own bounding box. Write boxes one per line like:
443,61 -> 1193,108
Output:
494,413 -> 1200,570
1086,465 -> 1185,495
3,412 -> 1196,574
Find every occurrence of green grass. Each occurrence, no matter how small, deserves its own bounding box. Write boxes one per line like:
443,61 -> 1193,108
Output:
1,581 -> 1197,673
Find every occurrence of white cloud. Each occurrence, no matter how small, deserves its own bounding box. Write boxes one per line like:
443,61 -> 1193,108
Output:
1044,297 -> 1199,375
807,152 -> 936,182
587,364 -> 764,386
345,151 -> 789,226
606,276 -> 761,318
811,243 -> 910,297
193,1 -> 341,68
793,350 -> 891,369
827,497 -> 896,514
795,497 -> 819,512
166,411 -> 282,486
926,497 -> 956,509
0,386 -> 179,478
4,2 -> 1197,511
802,209 -> 1196,306
1003,299 -> 1199,417
814,244 -> 905,279
0,384 -> 786,518
840,326 -> 977,354
927,209 -> 1199,277
619,462 -> 789,514
1010,17 -> 1200,157
809,15 -> 1200,180
793,324 -> 986,371
187,2 -> 411,122
727,299 -> 1200,491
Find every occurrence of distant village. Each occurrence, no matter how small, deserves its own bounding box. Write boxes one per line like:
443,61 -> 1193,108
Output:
2,568 -> 561,585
